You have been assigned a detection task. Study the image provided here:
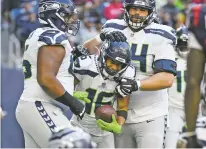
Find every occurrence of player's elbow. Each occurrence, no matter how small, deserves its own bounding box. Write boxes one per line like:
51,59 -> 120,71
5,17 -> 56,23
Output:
165,79 -> 174,88
160,72 -> 175,88
37,74 -> 55,87
83,37 -> 101,55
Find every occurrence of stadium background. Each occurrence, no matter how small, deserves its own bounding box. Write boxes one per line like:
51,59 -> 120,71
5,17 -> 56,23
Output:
0,0 -> 200,147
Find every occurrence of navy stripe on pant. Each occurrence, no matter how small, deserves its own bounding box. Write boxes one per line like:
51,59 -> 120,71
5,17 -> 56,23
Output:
35,101 -> 57,133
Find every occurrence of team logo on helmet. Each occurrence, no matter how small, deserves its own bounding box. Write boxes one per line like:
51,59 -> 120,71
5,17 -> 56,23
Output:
39,2 -> 60,13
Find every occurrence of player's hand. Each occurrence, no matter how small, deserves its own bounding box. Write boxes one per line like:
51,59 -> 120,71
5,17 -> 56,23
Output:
96,115 -> 122,134
100,28 -> 127,42
73,91 -> 91,103
176,131 -> 202,148
72,45 -> 89,61
115,78 -> 139,97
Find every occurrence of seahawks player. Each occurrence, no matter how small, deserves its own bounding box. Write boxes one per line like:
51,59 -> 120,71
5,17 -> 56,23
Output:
15,0 -> 124,148
70,41 -> 135,148
177,4 -> 206,148
165,25 -> 189,148
80,0 -> 177,148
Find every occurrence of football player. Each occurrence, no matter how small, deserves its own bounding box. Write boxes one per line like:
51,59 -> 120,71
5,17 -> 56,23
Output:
15,0 -> 125,147
70,41 -> 135,148
15,0 -> 88,148
177,4 -> 206,148
79,0 -> 177,148
164,25 -> 189,148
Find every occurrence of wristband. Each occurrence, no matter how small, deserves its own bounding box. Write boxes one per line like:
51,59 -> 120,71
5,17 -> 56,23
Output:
117,110 -> 128,120
55,91 -> 84,116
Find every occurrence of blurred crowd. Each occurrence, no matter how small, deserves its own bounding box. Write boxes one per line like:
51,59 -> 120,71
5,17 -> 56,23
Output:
1,0 -> 203,50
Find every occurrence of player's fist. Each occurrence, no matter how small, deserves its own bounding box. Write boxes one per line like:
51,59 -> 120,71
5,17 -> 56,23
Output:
115,78 -> 139,97
100,28 -> 127,42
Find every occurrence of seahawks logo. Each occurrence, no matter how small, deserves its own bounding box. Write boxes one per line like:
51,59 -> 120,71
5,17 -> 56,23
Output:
38,2 -> 61,13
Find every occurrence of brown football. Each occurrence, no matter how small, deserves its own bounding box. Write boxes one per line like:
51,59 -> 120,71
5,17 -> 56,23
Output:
95,105 -> 117,123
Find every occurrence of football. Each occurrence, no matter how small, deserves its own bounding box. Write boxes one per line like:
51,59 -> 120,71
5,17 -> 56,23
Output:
95,105 -> 117,123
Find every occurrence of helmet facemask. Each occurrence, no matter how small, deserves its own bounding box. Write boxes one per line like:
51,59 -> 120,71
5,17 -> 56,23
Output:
123,0 -> 155,31
104,55 -> 127,76
59,10 -> 80,36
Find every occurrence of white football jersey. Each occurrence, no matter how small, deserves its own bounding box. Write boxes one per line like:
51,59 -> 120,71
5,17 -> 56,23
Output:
168,55 -> 187,110
70,55 -> 135,136
99,19 -> 177,123
20,27 -> 74,102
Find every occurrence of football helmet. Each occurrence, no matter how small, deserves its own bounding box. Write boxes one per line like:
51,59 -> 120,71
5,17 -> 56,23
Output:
99,41 -> 131,79
123,0 -> 155,31
48,126 -> 96,148
38,0 -> 80,36
176,25 -> 189,59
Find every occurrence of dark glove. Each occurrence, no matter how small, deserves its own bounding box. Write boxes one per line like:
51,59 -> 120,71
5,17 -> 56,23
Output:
115,78 -> 139,97
176,132 -> 202,148
72,45 -> 89,61
100,28 -> 127,42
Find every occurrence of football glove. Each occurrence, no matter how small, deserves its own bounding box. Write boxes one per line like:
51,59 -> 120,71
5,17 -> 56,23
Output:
96,115 -> 122,134
176,131 -> 202,148
115,78 -> 139,97
73,91 -> 91,103
100,28 -> 127,42
72,45 -> 90,61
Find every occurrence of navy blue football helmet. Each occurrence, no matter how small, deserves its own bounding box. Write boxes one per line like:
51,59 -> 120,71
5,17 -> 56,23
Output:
99,41 -> 131,79
38,0 -> 80,35
123,0 -> 156,31
48,127 -> 96,148
176,25 -> 189,59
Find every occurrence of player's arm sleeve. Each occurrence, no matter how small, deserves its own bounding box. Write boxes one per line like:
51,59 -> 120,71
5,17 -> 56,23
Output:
38,29 -> 69,52
152,30 -> 177,76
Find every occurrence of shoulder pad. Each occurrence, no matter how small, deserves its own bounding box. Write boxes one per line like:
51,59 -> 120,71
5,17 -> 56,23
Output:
144,24 -> 177,45
38,29 -> 68,45
73,55 -> 93,70
121,65 -> 136,79
72,55 -> 99,78
102,19 -> 127,30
